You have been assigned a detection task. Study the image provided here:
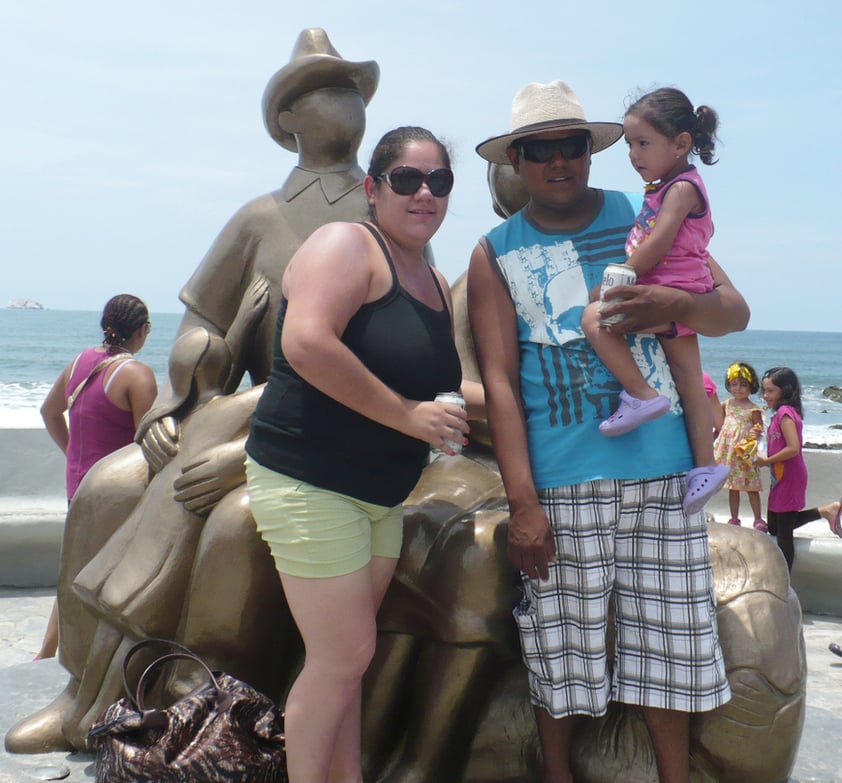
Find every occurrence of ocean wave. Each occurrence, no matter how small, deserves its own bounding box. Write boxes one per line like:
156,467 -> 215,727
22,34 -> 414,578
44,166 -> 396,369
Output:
0,382 -> 52,429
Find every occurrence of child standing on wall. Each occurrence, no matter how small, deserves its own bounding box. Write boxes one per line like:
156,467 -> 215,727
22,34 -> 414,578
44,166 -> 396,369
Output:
713,362 -> 765,530
581,86 -> 729,514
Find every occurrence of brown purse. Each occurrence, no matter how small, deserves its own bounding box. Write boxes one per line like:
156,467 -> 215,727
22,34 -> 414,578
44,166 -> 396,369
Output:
87,639 -> 288,783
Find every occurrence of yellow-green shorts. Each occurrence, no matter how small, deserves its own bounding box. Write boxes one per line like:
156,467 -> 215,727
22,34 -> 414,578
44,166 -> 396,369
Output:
245,456 -> 403,579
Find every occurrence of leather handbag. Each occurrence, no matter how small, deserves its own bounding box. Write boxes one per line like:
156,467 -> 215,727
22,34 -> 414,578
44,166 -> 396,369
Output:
87,639 -> 288,783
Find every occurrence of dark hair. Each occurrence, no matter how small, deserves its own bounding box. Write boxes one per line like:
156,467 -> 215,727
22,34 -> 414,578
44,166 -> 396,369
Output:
724,361 -> 759,394
367,126 -> 452,180
626,87 -> 719,165
101,294 -> 149,351
763,366 -> 803,417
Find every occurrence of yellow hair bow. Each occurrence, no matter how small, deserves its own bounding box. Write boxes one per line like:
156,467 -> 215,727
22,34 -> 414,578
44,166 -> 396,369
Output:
726,363 -> 753,384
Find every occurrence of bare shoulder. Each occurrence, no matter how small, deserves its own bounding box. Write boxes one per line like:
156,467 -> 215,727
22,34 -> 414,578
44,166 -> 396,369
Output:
468,241 -> 498,286
431,266 -> 451,292
305,221 -> 373,251
291,222 -> 378,274
666,178 -> 705,210
110,358 -> 156,390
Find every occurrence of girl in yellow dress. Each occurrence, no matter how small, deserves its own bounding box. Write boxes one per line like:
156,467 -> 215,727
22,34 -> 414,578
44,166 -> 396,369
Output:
714,361 -> 765,529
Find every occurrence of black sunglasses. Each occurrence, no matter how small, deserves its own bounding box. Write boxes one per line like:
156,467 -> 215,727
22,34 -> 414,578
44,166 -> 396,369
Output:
516,135 -> 590,163
375,166 -> 454,197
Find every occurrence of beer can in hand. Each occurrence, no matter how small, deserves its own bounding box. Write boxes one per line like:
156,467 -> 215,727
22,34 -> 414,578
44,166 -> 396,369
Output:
433,391 -> 466,456
598,263 -> 637,326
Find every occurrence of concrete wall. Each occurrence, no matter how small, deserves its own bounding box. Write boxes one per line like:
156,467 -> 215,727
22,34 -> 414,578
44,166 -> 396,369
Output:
1,429 -> 839,616
0,430 -> 66,587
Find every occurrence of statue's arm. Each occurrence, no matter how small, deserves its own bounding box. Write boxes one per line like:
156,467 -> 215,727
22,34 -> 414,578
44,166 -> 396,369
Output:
136,204 -> 263,469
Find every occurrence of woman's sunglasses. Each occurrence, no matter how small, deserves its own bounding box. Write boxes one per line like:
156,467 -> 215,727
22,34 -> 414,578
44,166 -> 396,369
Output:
375,166 -> 454,197
516,135 -> 590,163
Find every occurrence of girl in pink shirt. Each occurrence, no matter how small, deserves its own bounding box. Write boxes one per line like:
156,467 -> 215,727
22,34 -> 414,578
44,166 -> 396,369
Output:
754,367 -> 839,571
582,87 -> 729,515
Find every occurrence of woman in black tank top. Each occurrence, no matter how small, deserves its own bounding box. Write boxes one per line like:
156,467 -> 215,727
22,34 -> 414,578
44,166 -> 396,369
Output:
245,127 -> 479,782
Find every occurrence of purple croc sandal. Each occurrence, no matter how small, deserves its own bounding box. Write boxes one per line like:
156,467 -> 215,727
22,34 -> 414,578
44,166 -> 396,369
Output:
599,391 -> 670,437
683,463 -> 730,515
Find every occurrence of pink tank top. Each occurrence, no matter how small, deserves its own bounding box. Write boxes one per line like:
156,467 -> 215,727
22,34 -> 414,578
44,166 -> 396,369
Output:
65,347 -> 137,499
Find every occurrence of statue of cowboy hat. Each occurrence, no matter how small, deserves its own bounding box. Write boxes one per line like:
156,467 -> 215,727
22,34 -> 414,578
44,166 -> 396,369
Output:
262,28 -> 379,152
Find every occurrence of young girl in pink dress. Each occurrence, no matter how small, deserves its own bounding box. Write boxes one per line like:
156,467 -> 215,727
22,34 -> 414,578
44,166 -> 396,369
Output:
713,362 -> 764,529
581,87 -> 729,514
755,367 -> 839,571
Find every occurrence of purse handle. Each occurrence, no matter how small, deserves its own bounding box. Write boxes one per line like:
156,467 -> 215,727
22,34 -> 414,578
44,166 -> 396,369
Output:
121,639 -> 233,720
67,354 -> 127,411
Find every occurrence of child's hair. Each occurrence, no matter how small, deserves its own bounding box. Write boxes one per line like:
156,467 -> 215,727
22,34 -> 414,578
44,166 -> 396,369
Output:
724,361 -> 759,394
626,87 -> 719,165
763,367 -> 803,417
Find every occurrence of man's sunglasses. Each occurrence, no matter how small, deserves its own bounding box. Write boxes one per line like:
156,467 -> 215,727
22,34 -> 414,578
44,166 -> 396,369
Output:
516,135 -> 590,163
374,166 -> 454,197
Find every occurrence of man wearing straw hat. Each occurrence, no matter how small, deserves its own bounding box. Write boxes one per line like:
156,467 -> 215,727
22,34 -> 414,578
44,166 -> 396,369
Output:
468,81 -> 748,782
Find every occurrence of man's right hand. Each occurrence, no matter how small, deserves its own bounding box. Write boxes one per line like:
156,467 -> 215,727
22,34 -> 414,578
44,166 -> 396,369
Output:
507,501 -> 556,580
140,415 -> 181,474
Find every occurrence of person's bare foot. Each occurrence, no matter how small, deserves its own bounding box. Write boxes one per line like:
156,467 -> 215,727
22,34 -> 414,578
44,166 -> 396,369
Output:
818,500 -> 842,537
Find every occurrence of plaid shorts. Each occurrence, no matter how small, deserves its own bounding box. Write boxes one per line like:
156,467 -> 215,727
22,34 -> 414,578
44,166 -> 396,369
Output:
514,474 -> 731,718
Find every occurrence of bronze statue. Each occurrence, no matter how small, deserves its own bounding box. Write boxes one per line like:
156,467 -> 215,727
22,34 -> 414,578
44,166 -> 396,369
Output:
6,34 -> 806,783
6,26 -> 376,753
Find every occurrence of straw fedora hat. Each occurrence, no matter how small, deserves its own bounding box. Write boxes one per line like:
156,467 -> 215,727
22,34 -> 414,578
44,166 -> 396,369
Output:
262,28 -> 379,151
476,81 -> 623,164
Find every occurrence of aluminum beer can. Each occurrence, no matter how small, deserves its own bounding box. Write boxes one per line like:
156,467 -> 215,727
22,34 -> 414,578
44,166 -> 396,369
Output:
433,391 -> 466,455
598,263 -> 637,326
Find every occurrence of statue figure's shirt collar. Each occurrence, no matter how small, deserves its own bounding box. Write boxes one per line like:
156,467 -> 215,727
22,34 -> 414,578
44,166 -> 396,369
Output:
280,166 -> 363,204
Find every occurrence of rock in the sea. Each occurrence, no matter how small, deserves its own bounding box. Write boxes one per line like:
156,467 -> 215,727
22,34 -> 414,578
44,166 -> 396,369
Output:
822,386 -> 842,404
7,298 -> 44,310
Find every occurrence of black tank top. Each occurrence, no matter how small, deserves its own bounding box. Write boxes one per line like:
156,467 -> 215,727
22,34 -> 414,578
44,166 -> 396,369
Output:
246,223 -> 462,506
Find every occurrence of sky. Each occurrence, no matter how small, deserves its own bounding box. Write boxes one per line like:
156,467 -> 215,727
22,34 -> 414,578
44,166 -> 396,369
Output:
1,0 -> 840,332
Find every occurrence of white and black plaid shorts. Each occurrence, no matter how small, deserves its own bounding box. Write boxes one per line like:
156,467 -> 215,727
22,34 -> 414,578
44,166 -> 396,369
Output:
514,473 -> 731,718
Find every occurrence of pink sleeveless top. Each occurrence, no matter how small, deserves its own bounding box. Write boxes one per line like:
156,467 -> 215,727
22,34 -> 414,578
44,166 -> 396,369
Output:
65,347 -> 137,499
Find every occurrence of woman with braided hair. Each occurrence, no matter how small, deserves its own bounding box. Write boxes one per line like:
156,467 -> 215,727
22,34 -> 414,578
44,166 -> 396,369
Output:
35,294 -> 158,659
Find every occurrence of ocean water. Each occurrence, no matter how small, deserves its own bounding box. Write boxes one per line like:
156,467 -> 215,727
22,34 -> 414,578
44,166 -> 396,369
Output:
0,309 -> 182,429
1,309 -> 841,449
699,331 -> 842,450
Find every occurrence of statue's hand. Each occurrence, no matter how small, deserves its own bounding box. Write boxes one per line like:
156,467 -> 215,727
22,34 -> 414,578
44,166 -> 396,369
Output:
140,416 -> 181,474
242,273 -> 270,315
172,439 -> 247,516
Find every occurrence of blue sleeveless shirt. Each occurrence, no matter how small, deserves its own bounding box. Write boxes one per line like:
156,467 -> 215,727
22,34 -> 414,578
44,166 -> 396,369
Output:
483,190 -> 693,489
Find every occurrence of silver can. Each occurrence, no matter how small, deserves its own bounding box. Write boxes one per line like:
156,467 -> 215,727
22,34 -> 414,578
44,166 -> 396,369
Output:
598,263 -> 637,326
433,391 -> 466,455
